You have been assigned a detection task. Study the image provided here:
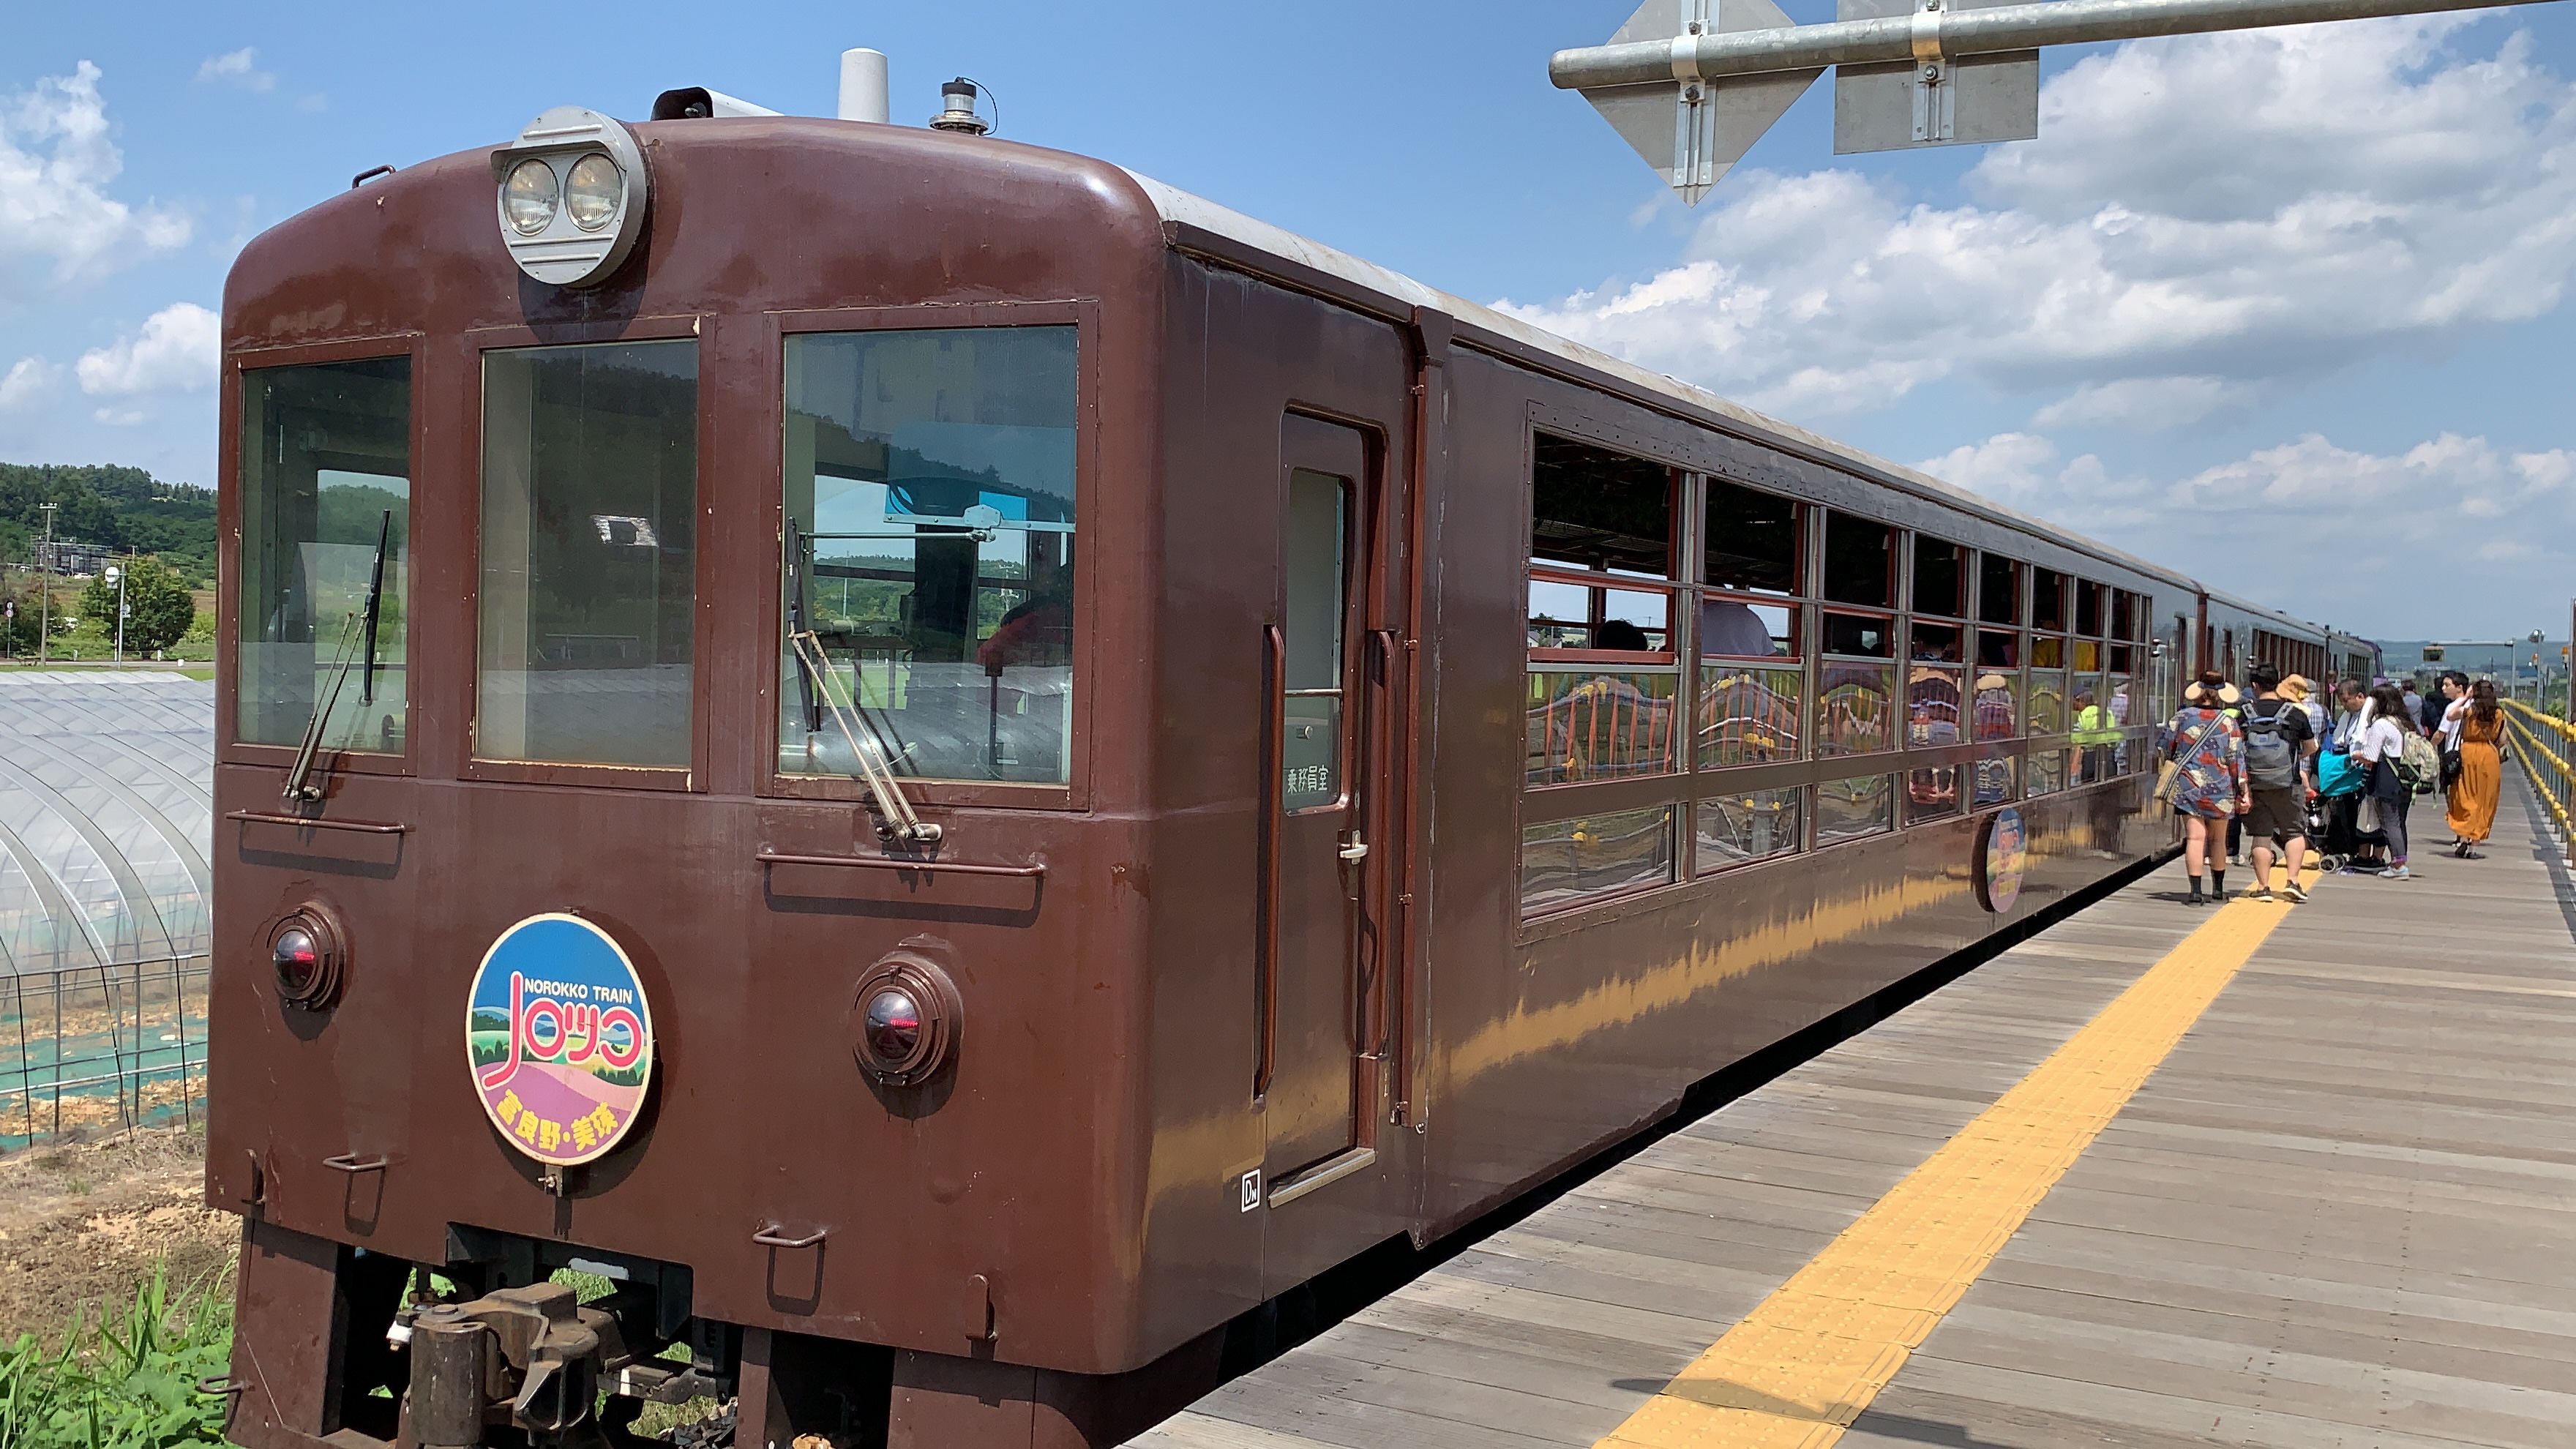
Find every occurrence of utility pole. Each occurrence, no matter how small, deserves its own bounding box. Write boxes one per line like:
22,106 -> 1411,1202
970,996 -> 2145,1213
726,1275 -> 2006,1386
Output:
1551,0 -> 2570,203
105,561 -> 127,664
36,501 -> 56,666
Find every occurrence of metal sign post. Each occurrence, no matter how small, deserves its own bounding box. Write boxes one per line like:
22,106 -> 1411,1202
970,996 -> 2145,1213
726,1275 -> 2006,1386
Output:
1554,0 -> 2568,201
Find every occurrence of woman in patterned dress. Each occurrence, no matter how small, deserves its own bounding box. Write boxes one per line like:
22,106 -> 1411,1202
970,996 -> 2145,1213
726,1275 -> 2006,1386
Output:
2165,670 -> 2248,906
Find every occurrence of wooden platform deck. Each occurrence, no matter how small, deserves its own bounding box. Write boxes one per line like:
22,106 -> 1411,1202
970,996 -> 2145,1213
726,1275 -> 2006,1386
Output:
1131,774 -> 2576,1449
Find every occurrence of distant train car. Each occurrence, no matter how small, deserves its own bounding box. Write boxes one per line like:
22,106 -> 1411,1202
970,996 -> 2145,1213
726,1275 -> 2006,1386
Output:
207,95 -> 2345,1449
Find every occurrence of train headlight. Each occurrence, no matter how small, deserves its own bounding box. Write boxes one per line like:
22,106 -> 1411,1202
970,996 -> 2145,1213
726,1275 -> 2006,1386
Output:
501,159 -> 559,235
563,153 -> 622,230
847,953 -> 962,1087
488,105 -> 648,288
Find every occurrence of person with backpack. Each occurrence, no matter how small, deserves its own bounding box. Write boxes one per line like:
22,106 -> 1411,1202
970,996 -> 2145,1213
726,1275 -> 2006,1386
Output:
2351,683 -> 2422,880
2161,670 -> 2247,906
2238,663 -> 2315,902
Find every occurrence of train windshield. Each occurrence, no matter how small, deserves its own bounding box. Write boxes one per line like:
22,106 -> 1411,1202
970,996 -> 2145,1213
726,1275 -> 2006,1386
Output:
476,340 -> 700,768
779,326 -> 1077,786
236,357 -> 412,752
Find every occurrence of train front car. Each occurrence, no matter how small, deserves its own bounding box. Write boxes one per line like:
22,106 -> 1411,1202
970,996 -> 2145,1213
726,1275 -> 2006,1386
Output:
209,108 -> 1192,1449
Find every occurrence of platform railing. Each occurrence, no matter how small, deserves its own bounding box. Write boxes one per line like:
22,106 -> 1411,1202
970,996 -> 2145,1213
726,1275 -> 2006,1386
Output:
0,954 -> 209,1151
2503,698 -> 2575,862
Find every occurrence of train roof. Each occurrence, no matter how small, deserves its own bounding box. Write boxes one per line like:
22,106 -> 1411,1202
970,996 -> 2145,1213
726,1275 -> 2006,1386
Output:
1118,168 -> 2354,647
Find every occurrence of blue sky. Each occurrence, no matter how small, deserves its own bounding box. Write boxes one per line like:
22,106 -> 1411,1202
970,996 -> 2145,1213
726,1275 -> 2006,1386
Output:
3,0 -> 2573,640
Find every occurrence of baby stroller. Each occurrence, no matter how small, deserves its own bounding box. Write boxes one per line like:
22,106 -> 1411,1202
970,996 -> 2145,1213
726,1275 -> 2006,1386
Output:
2311,743 -> 2378,873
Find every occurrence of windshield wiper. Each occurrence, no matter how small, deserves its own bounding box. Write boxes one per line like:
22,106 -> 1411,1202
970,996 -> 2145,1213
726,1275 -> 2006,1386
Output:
282,511 -> 390,803
358,510 -> 389,707
785,523 -> 940,845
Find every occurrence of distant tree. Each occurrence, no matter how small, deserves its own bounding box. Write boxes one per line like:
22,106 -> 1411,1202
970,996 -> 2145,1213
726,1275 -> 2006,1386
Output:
0,576 -> 67,654
78,556 -> 195,654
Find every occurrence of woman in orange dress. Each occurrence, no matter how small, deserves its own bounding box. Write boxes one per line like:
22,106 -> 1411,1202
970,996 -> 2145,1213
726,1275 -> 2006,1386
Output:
2445,680 -> 2503,857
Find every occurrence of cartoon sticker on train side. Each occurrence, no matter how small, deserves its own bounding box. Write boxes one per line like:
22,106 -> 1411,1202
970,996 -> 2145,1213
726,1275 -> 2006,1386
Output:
1976,806 -> 2027,914
465,913 -> 655,1167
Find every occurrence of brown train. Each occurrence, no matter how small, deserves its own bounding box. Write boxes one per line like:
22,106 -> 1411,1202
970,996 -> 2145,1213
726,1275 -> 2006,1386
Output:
207,89 -> 2377,1449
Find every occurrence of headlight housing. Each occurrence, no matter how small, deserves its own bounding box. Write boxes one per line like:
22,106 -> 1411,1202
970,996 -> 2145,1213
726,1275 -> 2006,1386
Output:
847,953 -> 963,1087
488,105 -> 649,288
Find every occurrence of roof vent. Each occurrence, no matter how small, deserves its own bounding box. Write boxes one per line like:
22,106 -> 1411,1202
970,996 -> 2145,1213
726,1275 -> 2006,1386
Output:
650,87 -> 783,121
929,78 -> 992,135
839,49 -> 890,123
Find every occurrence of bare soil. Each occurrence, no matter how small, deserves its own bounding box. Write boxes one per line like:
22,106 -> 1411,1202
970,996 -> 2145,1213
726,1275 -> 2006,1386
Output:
0,1128 -> 235,1346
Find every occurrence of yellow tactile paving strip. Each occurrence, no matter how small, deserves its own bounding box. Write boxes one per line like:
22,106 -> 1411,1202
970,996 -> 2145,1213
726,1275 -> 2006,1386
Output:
1595,886 -> 2304,1449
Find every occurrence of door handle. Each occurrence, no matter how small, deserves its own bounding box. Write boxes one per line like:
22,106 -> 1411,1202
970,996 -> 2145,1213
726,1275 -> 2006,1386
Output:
1338,832 -> 1369,862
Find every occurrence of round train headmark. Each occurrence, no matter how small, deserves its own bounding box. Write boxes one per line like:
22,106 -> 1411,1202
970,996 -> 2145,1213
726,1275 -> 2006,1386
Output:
465,913 -> 655,1166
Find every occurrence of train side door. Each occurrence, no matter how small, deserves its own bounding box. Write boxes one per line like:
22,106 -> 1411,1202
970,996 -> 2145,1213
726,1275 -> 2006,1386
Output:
1259,416 -> 1387,1192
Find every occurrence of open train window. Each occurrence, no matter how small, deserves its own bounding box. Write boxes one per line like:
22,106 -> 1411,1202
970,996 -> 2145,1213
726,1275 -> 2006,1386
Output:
1977,555 -> 2020,625
1532,435 -> 1671,579
1822,514 -> 1891,607
1703,478 -> 1797,595
778,326 -> 1077,785
236,356 -> 412,753
478,340 -> 698,769
2032,568 -> 2067,633
1912,536 -> 1964,618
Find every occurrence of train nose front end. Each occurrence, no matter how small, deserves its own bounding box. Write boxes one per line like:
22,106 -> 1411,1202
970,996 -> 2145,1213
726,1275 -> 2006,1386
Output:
210,93 -> 1172,1449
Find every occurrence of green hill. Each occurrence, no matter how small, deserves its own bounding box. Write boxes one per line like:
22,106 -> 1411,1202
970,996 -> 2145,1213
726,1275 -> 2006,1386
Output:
0,464 -> 217,588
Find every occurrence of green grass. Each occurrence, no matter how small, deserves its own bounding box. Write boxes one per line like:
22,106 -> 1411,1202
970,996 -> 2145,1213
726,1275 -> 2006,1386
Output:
0,1263 -> 233,1449
0,1262 -> 715,1449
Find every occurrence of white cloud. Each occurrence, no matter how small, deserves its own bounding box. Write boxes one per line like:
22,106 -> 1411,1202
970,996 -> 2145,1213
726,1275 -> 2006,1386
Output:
1918,428 -> 2576,634
2032,376 -> 2232,430
91,407 -> 144,427
195,48 -> 276,92
0,62 -> 190,299
1498,19 -> 2576,429
0,356 -> 57,411
76,302 -> 219,396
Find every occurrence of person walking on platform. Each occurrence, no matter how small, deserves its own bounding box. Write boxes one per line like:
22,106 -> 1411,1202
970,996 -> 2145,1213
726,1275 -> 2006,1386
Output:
2320,678 -> 2376,869
2239,663 -> 2315,902
2351,683 -> 2418,880
2446,679 -> 2504,857
2163,670 -> 2247,906
2401,679 -> 2429,735
2433,670 -> 2470,749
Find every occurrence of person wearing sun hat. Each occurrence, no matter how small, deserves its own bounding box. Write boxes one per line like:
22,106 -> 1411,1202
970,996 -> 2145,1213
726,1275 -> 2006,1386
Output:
2163,670 -> 2248,905
2279,673 -> 2327,739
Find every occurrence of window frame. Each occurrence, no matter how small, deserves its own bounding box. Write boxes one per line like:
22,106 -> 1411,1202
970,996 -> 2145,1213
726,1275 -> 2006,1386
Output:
1513,421 -> 2167,925
758,300 -> 1100,812
218,331 -> 429,779
458,315 -> 712,793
